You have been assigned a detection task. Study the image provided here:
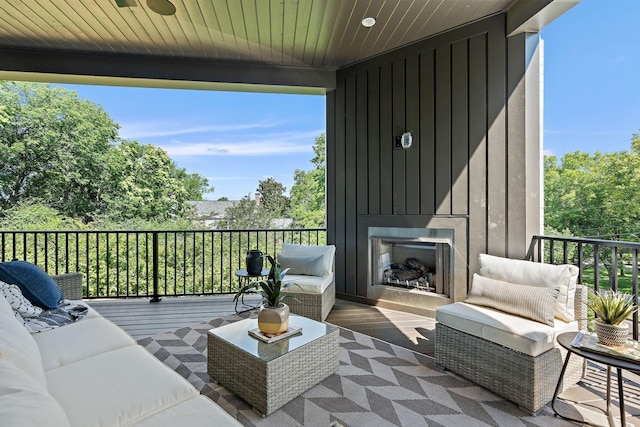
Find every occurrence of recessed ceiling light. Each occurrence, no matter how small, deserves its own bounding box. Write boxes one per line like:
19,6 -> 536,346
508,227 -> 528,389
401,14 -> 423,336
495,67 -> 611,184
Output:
361,17 -> 376,28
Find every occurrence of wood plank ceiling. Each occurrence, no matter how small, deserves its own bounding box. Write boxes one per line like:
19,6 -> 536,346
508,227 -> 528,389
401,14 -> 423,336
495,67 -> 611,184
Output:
0,0 -> 512,71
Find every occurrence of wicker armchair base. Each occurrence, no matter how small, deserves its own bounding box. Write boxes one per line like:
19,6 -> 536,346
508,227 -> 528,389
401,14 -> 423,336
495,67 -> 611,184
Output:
282,281 -> 335,321
435,323 -> 585,414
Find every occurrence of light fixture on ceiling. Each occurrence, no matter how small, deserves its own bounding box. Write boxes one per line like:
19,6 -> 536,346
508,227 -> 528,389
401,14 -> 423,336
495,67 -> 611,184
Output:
361,17 -> 376,28
146,0 -> 176,16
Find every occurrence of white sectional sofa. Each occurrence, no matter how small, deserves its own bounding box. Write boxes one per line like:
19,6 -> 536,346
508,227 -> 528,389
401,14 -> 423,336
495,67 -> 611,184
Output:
435,254 -> 587,415
0,274 -> 241,427
279,243 -> 336,321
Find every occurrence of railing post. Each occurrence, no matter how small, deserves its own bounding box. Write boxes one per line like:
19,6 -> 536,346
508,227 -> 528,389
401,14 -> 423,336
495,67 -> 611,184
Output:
150,232 -> 161,303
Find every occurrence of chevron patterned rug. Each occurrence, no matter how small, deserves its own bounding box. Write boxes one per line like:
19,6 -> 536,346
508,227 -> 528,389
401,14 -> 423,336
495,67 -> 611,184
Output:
138,314 -> 575,427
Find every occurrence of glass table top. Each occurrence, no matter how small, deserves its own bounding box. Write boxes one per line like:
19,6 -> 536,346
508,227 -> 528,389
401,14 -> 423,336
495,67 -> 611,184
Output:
209,314 -> 337,362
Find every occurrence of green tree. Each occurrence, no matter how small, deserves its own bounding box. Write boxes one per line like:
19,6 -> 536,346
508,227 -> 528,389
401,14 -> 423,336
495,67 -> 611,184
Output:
0,81 -> 211,222
290,134 -> 326,227
257,177 -> 289,218
544,133 -> 640,283
0,81 -> 118,216
217,194 -> 273,229
101,141 -> 210,221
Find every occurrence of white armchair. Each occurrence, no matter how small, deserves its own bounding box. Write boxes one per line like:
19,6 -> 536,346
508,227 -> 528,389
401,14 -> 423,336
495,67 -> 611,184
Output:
278,243 -> 336,321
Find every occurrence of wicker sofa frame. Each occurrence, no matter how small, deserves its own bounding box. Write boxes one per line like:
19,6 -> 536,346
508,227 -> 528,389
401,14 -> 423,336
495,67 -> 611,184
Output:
52,272 -> 83,300
435,284 -> 588,415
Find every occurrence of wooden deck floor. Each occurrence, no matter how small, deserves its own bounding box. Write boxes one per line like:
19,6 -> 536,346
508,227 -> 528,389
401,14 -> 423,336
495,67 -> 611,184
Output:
88,295 -> 436,355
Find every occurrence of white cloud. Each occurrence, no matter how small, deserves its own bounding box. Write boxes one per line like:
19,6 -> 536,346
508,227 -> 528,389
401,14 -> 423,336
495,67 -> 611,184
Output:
119,119 -> 280,140
543,149 -> 555,156
162,129 -> 323,156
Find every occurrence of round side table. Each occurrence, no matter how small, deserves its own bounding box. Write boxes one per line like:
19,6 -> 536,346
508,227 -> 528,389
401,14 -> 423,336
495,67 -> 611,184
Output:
553,331 -> 640,427
234,268 -> 270,313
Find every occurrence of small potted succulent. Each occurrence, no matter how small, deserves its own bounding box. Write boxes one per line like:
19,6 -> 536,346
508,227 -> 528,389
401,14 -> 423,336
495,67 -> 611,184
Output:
588,290 -> 638,346
234,254 -> 298,335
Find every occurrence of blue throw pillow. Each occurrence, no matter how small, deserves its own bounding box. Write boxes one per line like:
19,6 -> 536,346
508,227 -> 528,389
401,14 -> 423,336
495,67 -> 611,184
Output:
0,261 -> 63,309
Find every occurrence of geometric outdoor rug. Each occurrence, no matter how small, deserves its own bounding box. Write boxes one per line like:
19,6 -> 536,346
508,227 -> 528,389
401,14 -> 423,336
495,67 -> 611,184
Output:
137,314 -> 576,427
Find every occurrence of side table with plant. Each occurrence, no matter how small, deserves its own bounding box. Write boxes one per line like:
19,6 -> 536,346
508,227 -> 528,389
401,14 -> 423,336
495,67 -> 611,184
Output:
588,290 -> 638,346
233,254 -> 299,335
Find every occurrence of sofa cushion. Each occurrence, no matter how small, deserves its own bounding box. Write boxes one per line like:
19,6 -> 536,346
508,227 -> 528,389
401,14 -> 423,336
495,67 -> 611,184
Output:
46,345 -> 198,427
280,243 -> 335,276
34,316 -> 137,371
465,274 -> 559,326
436,302 -> 578,357
0,260 -> 63,309
0,293 -> 47,388
282,273 -> 333,295
132,396 -> 241,427
278,253 -> 325,277
0,359 -> 71,427
478,254 -> 579,322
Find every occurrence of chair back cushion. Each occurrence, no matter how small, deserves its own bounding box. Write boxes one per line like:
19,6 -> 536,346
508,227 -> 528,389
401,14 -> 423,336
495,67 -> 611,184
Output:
477,254 -> 578,322
280,244 -> 336,276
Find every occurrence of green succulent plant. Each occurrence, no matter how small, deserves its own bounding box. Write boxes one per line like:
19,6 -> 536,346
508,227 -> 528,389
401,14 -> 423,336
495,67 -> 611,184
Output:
233,254 -> 298,307
587,290 -> 638,325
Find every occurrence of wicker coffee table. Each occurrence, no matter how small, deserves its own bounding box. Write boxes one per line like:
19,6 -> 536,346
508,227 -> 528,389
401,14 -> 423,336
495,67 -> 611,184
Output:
207,314 -> 339,416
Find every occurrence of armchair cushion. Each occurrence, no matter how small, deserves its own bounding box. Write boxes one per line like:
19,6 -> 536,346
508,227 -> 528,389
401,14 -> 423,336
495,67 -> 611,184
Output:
478,254 -> 579,322
465,274 -> 559,326
278,254 -> 325,276
0,260 -> 63,309
280,244 -> 335,276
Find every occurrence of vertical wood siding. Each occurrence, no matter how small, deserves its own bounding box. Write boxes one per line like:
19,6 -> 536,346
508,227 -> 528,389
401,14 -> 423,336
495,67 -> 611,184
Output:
327,14 -> 540,297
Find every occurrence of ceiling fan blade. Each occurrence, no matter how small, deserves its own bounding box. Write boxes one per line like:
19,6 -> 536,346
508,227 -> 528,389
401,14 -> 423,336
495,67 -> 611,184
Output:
115,0 -> 137,7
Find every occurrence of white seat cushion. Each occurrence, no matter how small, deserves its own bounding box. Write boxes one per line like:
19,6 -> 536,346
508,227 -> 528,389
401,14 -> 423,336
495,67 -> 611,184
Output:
0,359 -> 71,427
34,316 -> 136,371
436,302 -> 578,357
282,273 -> 333,295
46,345 -> 198,427
132,396 -> 241,427
0,293 -> 47,388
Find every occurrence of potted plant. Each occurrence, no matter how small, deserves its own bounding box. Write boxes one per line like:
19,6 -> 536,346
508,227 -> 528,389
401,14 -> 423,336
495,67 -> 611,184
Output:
234,254 -> 298,335
588,290 -> 638,346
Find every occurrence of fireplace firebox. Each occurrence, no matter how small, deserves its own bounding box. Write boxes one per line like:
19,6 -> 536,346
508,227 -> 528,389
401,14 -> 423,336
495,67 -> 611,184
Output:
368,227 -> 454,299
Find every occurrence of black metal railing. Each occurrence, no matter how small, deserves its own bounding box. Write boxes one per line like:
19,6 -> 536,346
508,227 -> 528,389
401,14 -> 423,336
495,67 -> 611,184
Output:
527,234 -> 640,340
0,228 -> 326,301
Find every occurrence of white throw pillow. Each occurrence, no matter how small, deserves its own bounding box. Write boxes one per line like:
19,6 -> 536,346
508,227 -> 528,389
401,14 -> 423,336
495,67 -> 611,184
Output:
466,274 -> 559,326
277,254 -> 325,276
0,281 -> 43,317
280,243 -> 335,276
477,254 -> 578,322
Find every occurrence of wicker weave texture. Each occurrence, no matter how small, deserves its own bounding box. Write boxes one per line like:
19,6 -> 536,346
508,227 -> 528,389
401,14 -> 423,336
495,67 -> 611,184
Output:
434,284 -> 588,414
207,326 -> 339,415
435,324 -> 584,414
52,273 -> 83,300
283,281 -> 335,321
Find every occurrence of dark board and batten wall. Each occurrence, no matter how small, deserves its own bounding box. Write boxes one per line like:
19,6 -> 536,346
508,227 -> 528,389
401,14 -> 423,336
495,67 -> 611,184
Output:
326,14 -> 543,311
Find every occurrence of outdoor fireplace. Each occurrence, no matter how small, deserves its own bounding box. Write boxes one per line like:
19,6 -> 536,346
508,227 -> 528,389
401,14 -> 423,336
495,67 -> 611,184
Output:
368,227 -> 454,299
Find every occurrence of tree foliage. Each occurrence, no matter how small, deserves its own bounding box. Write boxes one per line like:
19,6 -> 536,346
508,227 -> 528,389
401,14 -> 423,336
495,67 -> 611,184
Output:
290,133 -> 326,227
257,177 -> 289,218
0,81 -> 211,223
217,194 -> 273,229
544,133 -> 640,238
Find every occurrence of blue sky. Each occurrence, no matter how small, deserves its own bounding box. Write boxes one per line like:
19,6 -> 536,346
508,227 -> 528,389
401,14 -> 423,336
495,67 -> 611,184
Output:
59,0 -> 639,200
542,0 -> 640,158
